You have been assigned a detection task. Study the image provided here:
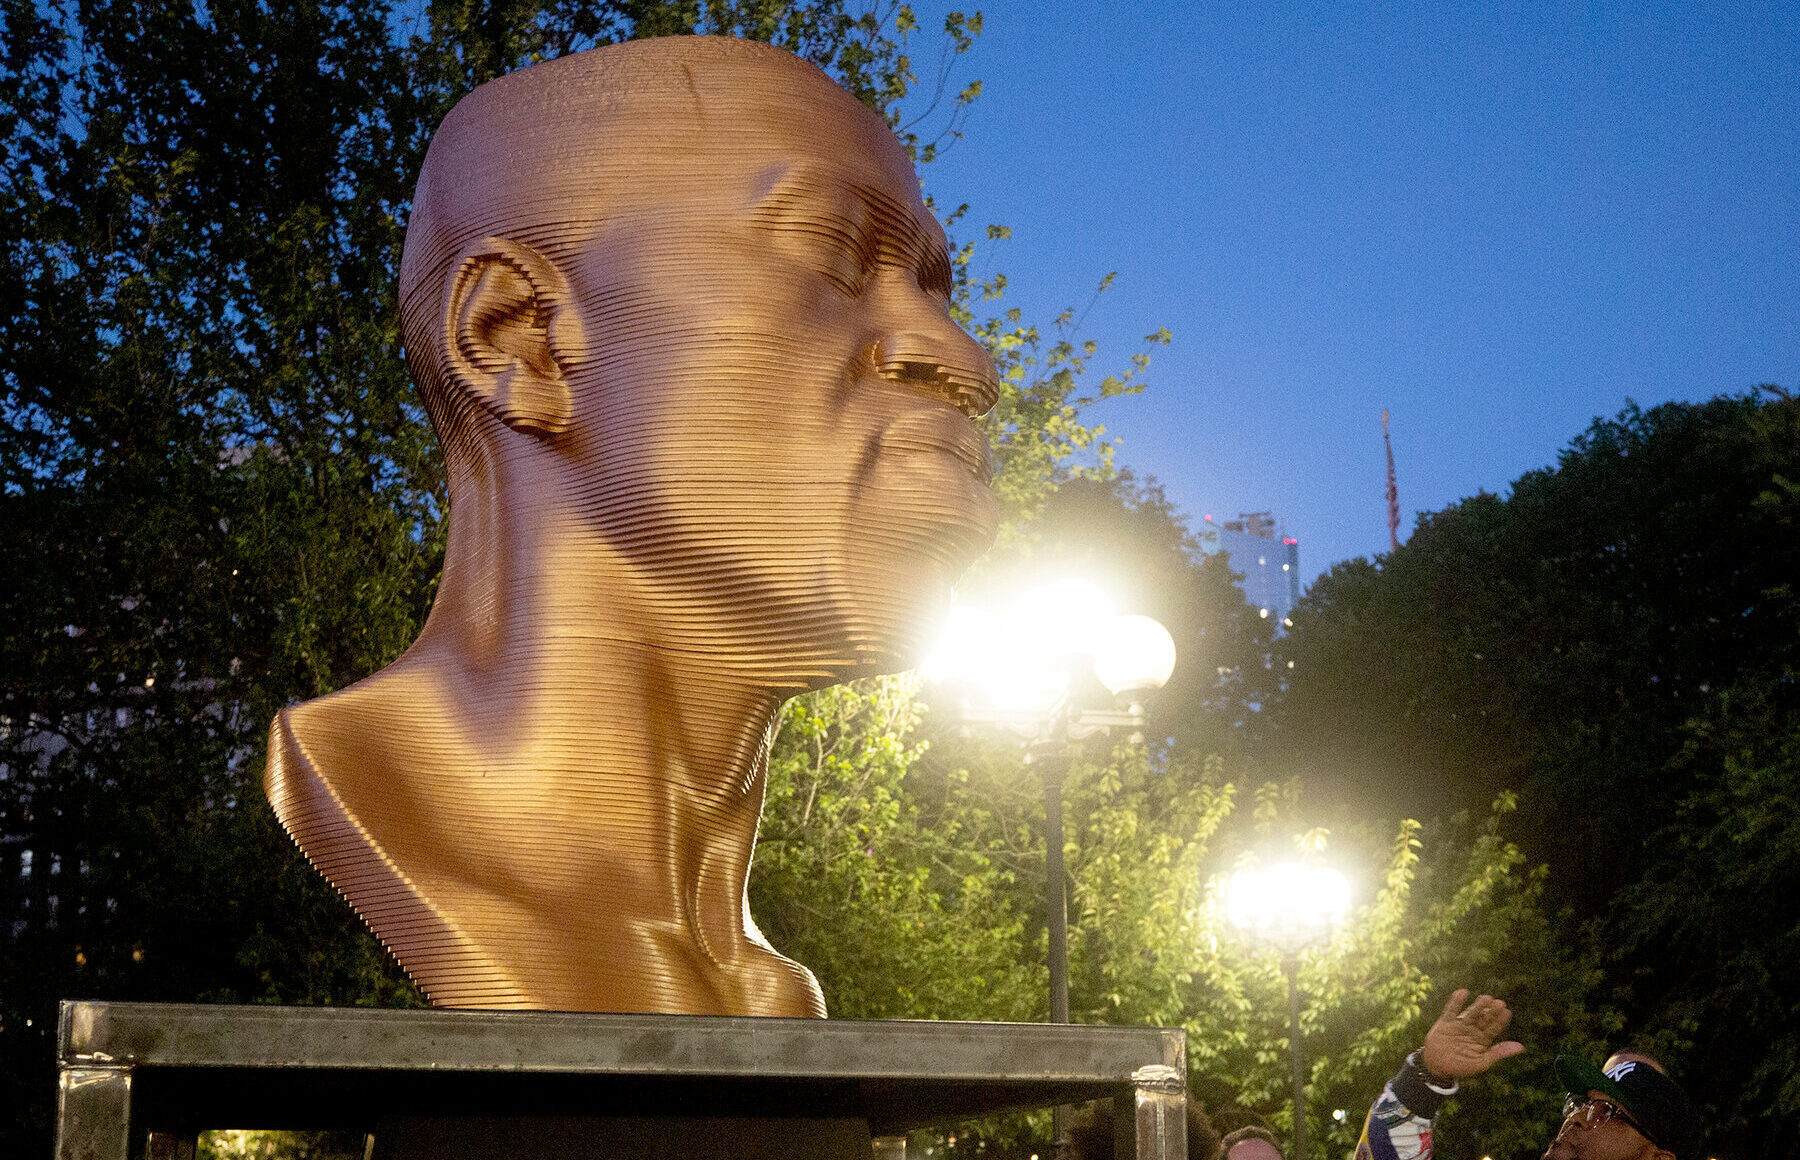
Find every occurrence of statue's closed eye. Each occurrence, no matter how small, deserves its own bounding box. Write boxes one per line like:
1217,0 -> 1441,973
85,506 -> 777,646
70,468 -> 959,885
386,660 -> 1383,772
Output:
751,185 -> 876,297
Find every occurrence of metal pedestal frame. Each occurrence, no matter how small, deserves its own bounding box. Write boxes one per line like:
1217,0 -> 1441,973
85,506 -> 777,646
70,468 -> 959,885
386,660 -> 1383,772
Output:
53,1002 -> 1187,1160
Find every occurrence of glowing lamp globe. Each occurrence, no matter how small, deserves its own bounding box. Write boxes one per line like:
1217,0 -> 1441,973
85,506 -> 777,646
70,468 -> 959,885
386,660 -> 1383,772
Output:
1093,614 -> 1177,696
1009,577 -> 1118,658
1226,864 -> 1352,951
920,603 -> 1068,715
920,604 -> 997,685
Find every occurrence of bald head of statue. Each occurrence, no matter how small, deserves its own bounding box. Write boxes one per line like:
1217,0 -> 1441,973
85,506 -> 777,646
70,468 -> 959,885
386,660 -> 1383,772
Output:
266,37 -> 1000,1016
396,36 -> 999,686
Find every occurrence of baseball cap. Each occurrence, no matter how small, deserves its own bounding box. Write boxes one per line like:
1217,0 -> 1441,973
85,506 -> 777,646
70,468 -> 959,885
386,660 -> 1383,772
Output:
1556,1054 -> 1701,1160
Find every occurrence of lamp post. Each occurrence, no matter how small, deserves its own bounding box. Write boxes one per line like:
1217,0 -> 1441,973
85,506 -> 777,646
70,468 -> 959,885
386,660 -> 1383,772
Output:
924,579 -> 1177,1154
1225,864 -> 1352,1160
1034,740 -> 1073,1028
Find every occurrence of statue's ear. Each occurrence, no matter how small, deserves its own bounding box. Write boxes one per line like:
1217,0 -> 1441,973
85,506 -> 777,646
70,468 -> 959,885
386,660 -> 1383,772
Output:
442,237 -> 585,437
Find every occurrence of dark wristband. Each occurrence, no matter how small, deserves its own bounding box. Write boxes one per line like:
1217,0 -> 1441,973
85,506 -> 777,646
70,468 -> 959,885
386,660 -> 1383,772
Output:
1391,1051 -> 1458,1119
1415,1052 -> 1457,1089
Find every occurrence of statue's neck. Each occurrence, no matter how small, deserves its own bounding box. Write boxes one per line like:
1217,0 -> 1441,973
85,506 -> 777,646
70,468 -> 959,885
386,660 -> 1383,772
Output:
408,464 -> 786,788
270,437 -> 825,1013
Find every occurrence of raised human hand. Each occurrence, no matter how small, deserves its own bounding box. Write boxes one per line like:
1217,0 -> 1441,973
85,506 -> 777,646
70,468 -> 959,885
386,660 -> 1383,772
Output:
1419,988 -> 1526,1081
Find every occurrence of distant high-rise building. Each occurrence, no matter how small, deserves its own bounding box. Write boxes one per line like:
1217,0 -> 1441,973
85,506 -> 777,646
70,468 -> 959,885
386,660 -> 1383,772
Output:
1194,511 -> 1301,629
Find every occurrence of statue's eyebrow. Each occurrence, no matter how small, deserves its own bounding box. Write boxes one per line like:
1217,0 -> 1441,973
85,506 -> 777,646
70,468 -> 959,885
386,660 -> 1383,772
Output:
750,166 -> 953,295
749,166 -> 874,255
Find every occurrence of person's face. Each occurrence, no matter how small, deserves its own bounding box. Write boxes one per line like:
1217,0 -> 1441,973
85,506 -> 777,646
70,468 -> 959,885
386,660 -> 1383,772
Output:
1541,1093 -> 1669,1160
1226,1139 -> 1283,1160
559,67 -> 999,685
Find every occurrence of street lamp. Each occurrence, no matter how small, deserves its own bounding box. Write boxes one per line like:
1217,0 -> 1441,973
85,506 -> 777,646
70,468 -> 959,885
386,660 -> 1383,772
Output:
1225,864 -> 1351,1160
923,578 -> 1176,1154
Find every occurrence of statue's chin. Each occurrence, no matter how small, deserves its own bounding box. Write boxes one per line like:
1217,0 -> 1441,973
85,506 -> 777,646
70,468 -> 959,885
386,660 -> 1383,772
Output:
807,600 -> 952,691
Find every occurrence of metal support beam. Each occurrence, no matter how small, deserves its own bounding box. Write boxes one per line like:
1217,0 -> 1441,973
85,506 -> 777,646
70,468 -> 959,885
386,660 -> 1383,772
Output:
146,1132 -> 198,1160
56,1066 -> 133,1160
54,1001 -> 1187,1154
1115,1065 -> 1186,1160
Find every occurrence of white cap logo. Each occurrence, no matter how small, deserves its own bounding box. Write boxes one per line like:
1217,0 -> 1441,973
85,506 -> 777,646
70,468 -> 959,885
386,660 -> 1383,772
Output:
1605,1061 -> 1640,1081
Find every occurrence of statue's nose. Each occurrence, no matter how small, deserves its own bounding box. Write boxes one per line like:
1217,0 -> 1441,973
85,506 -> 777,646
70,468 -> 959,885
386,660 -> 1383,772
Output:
874,330 -> 1000,418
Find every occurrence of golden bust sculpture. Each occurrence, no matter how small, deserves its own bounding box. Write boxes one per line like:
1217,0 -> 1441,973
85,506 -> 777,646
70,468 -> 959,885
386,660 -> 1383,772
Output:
264,36 -> 998,1016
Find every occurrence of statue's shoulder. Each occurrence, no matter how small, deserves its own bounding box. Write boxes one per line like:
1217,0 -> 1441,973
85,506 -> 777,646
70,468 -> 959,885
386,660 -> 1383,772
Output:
269,659 -> 443,766
265,702 -> 302,787
265,696 -> 352,852
265,688 -> 355,799
262,671 -> 484,998
263,664 -> 433,833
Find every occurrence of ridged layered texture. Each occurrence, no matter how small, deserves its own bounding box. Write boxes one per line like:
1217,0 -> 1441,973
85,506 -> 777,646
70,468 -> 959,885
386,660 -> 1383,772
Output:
265,37 -> 998,1015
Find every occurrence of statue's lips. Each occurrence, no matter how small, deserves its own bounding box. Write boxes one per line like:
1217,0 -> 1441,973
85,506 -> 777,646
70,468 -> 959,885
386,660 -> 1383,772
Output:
873,404 -> 994,486
861,401 -> 999,572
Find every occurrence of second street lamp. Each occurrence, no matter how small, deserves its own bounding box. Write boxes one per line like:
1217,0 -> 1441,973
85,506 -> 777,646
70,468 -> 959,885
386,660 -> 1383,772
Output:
1225,863 -> 1352,1160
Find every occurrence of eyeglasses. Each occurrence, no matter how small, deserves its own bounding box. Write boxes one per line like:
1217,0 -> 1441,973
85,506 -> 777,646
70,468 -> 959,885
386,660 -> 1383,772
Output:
1562,1095 -> 1649,1139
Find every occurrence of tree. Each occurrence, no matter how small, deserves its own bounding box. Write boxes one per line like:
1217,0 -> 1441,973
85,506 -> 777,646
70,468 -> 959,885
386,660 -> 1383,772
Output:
764,459 -> 1575,1156
1061,751 -> 1594,1160
3,5 -> 441,1146
750,677 -> 1042,1021
1608,642 -> 1800,1157
0,3 -> 988,1152
1271,389 -> 1800,1156
1275,391 -> 1799,875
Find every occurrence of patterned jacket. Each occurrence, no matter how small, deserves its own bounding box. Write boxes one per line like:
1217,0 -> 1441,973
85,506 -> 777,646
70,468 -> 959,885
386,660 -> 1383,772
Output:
1356,1052 -> 1460,1160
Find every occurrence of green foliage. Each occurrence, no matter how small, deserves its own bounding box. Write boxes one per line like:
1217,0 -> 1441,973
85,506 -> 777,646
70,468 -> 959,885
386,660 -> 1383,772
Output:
752,677 -> 1041,1021
943,230 -> 1172,546
1608,673 -> 1800,1157
1274,389 -> 1800,1156
3,5 -> 444,1144
198,1130 -> 365,1160
1061,755 -> 1560,1158
747,650 -> 1556,1159
1277,391 -> 1800,883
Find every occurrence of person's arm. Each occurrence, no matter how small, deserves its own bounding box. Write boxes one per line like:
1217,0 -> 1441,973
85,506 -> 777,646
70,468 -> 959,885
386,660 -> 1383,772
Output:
1355,989 -> 1525,1160
1356,1051 -> 1459,1160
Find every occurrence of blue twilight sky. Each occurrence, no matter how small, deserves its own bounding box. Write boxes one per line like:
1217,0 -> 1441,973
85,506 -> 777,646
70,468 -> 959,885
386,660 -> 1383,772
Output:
899,2 -> 1799,584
